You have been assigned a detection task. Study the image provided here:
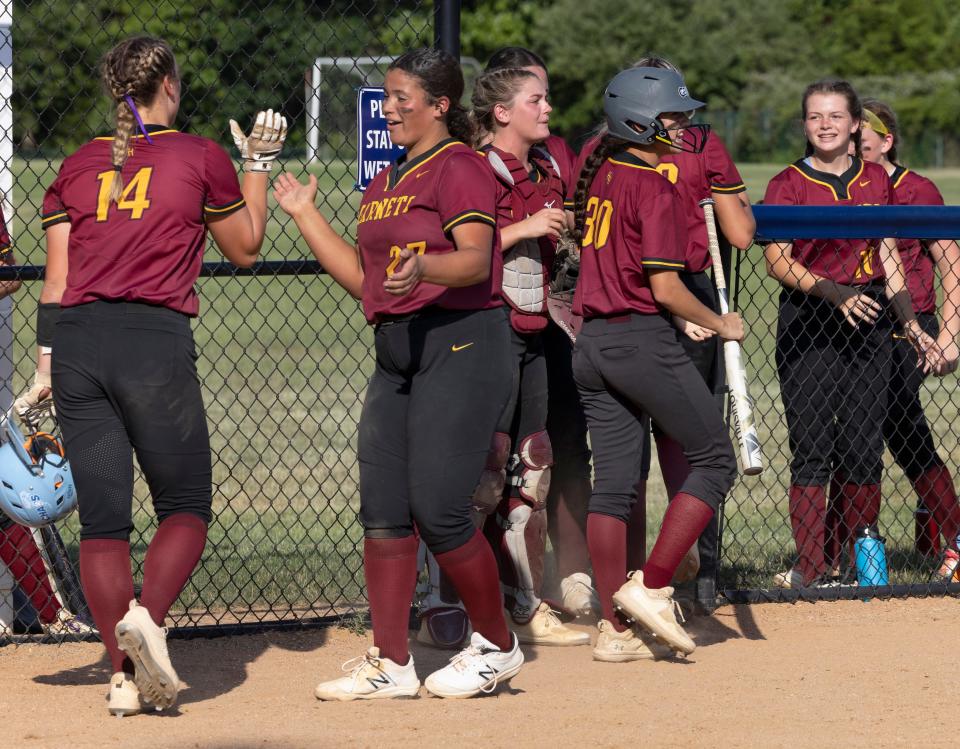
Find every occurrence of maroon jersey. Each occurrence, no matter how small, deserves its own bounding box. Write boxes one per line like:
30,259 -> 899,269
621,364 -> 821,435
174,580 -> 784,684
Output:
763,158 -> 893,285
573,150 -> 687,318
891,166 -> 943,314
657,131 -> 746,272
483,144 -> 565,333
41,126 -> 245,316
357,139 -> 501,323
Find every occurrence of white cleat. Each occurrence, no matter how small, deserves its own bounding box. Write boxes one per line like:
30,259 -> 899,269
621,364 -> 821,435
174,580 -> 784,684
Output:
612,571 -> 696,656
424,631 -> 524,698
314,647 -> 420,701
107,671 -> 141,717
592,619 -> 673,663
43,608 -> 98,638
114,601 -> 179,710
560,572 -> 601,619
509,602 -> 589,646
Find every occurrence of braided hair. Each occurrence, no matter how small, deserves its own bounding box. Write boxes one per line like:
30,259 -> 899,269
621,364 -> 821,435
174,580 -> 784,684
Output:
100,36 -> 177,202
572,135 -> 628,244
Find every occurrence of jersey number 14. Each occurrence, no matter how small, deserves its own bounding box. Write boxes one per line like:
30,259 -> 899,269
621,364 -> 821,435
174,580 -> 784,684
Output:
95,168 -> 154,222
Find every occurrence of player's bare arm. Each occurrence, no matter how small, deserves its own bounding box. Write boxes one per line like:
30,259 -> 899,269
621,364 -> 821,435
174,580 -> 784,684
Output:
500,206 -> 565,249
879,237 -> 937,369
274,172 -> 364,299
648,268 -> 744,341
713,190 -> 756,250
384,221 -> 493,296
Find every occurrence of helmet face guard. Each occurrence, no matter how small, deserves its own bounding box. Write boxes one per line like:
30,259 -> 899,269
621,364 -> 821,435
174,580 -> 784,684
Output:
657,122 -> 711,154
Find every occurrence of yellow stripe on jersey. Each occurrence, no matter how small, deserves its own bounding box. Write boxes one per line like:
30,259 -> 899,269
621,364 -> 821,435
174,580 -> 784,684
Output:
844,161 -> 865,193
442,210 -> 495,233
607,158 -> 658,172
41,211 -> 69,227
390,141 -> 462,191
641,259 -> 685,269
893,168 -> 911,189
93,129 -> 179,141
788,164 -> 840,201
204,198 -> 246,214
711,183 -> 746,193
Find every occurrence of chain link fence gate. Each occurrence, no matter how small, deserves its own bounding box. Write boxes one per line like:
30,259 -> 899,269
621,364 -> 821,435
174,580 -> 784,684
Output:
0,0 -> 442,639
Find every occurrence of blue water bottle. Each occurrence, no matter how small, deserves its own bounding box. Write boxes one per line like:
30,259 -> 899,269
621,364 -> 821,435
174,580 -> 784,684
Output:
854,525 -> 889,588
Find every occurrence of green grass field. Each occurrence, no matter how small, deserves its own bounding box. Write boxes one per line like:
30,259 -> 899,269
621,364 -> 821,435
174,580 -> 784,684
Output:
9,158 -> 960,627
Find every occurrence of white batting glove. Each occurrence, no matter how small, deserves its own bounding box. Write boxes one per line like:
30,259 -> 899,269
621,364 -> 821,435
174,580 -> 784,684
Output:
229,109 -> 288,172
13,371 -> 53,426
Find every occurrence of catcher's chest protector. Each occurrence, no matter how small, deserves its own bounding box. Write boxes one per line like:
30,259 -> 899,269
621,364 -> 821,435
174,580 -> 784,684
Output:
485,146 -> 563,316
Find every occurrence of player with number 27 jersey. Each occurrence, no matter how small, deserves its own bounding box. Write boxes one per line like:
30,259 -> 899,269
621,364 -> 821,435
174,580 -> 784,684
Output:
41,126 -> 245,316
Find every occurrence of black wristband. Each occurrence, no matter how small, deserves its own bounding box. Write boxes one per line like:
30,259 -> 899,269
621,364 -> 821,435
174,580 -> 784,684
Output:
810,280 -> 857,307
36,303 -> 61,347
888,290 -> 917,326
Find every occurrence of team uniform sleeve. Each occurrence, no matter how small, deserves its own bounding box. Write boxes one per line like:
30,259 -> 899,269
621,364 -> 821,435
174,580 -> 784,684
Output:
40,171 -> 70,230
704,134 -> 746,194
202,141 -> 246,218
762,171 -> 799,206
637,185 -> 687,270
911,176 -> 945,206
436,152 -> 497,234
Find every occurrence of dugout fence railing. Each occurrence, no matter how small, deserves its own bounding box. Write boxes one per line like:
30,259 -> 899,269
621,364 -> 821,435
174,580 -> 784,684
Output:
719,205 -> 960,603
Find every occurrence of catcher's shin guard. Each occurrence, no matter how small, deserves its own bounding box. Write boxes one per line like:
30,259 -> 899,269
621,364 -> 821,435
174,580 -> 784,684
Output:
415,542 -> 469,649
498,500 -> 548,622
471,432 -> 511,516
507,430 -> 553,508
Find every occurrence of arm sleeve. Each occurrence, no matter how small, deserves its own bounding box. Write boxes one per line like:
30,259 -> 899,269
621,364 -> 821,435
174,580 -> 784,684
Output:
637,185 -> 687,270
762,171 -> 799,206
436,152 -> 497,234
911,176 -> 945,206
705,134 -> 746,194
202,141 -> 246,218
40,171 -> 70,230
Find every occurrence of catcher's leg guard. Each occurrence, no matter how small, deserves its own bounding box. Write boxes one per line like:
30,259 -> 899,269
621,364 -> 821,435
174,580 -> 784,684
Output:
498,499 -> 548,622
415,542 -> 469,649
506,429 -> 553,508
471,432 -> 511,517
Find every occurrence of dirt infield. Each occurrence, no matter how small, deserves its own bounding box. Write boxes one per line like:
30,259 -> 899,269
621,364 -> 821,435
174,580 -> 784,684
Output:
1,597 -> 955,748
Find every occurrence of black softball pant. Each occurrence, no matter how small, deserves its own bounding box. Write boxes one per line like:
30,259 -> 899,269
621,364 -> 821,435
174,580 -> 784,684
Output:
572,313 -> 737,522
884,313 -> 943,480
358,306 -> 512,553
542,322 -> 592,484
52,302 -> 212,541
500,327 -> 548,481
775,288 -> 892,486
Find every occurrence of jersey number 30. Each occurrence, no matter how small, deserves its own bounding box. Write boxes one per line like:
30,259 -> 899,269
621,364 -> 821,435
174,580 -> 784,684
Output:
95,168 -> 153,222
582,197 -> 614,250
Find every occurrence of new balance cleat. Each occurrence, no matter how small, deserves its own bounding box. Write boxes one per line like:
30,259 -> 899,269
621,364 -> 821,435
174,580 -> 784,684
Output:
107,671 -> 141,717
114,601 -> 179,711
508,602 -> 589,646
560,572 -> 600,619
424,631 -> 524,698
592,619 -> 672,663
314,647 -> 420,701
612,571 -> 696,656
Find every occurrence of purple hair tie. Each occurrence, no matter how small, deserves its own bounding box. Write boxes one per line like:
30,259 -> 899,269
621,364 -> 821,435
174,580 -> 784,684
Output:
124,95 -> 154,144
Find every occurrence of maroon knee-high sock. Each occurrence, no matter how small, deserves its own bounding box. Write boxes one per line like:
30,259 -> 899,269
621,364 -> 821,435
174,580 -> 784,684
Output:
824,477 -> 844,572
364,535 -> 418,664
789,485 -> 827,584
914,465 -> 960,550
643,493 -> 713,589
139,513 -> 208,626
80,539 -> 135,674
840,483 -> 881,536
586,512 -> 629,632
549,476 -> 592,578
654,433 -> 691,500
434,531 -> 510,651
626,481 -> 647,573
0,525 -> 61,624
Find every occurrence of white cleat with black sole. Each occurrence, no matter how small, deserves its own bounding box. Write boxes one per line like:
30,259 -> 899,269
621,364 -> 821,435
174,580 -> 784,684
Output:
314,647 -> 420,701
424,631 -> 524,698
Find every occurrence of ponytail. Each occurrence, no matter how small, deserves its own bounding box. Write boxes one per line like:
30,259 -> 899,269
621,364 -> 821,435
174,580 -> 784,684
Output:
573,135 -> 627,244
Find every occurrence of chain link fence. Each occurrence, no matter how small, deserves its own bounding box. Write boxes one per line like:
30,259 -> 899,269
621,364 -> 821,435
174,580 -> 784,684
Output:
720,209 -> 960,602
2,2 -> 960,643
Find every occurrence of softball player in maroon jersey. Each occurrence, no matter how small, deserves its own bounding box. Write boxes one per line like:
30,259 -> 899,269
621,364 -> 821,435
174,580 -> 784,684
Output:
572,67 -> 741,659
24,36 -> 281,714
763,80 -> 935,589
856,100 -> 960,579
471,66 -> 588,646
276,48 -> 523,700
484,47 -> 597,616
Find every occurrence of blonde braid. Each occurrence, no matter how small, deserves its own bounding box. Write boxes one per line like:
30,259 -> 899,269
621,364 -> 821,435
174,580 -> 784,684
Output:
101,37 -> 177,203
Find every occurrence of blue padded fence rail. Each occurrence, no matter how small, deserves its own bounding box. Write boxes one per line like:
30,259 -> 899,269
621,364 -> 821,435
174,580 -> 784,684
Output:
754,205 -> 960,241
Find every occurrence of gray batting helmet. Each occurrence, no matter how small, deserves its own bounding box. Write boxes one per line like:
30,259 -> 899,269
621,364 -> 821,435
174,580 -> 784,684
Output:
603,67 -> 707,150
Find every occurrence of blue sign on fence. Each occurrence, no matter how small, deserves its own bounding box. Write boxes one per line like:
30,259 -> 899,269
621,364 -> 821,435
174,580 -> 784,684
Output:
356,87 -> 405,191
